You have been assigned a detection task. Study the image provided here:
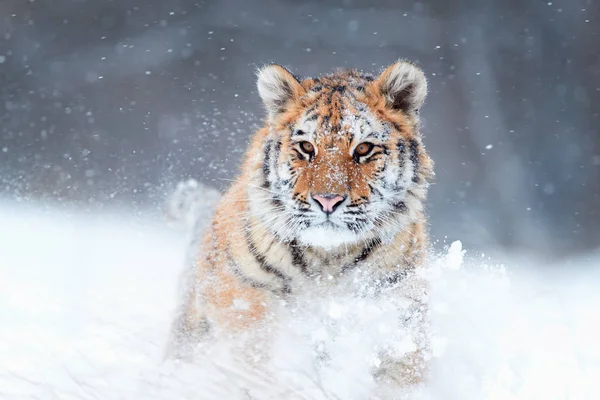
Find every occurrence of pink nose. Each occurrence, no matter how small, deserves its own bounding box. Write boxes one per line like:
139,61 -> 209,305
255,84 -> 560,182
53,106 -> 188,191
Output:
312,193 -> 346,214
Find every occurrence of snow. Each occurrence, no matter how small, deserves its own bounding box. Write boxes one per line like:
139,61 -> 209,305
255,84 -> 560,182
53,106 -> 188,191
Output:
1,200 -> 599,399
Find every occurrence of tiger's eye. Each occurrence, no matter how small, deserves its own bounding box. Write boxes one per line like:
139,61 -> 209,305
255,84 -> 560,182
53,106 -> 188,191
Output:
299,141 -> 314,154
355,142 -> 373,156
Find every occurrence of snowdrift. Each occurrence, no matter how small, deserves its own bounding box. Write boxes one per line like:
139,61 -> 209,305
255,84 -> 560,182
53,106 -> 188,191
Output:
1,200 -> 599,399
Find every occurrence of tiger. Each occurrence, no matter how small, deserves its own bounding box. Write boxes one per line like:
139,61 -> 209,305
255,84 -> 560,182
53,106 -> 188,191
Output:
168,60 -> 435,388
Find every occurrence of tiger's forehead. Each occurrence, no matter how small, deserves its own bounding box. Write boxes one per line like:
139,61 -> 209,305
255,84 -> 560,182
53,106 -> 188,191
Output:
294,75 -> 390,144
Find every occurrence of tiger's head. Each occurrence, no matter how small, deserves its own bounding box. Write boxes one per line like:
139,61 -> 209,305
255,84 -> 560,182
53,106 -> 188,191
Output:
251,61 -> 434,249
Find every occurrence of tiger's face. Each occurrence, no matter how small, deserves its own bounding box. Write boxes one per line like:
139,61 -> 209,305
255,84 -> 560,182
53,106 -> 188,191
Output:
254,62 -> 434,249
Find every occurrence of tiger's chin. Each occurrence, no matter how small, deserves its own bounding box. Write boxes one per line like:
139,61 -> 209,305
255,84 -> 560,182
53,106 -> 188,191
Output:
296,222 -> 363,250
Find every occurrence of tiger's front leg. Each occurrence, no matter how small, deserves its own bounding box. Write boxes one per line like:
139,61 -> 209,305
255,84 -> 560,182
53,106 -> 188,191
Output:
373,273 -> 431,388
165,262 -> 212,360
168,253 -> 273,360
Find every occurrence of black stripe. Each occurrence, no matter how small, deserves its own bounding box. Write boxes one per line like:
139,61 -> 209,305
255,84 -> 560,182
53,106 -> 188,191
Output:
263,140 -> 285,208
344,210 -> 364,215
394,139 -> 407,191
262,140 -> 273,181
361,74 -> 374,82
291,129 -> 306,137
407,189 -> 423,201
304,102 -> 318,115
346,221 -> 364,233
354,237 -> 383,264
397,139 -> 406,169
346,203 -> 364,210
408,139 -> 420,183
273,199 -> 284,208
226,251 -> 271,290
378,270 -> 408,289
244,224 -> 291,294
341,236 -> 382,273
289,239 -> 310,276
273,140 -> 282,157
348,131 -> 354,144
364,151 -> 384,163
272,140 -> 282,181
393,201 -> 407,212
367,183 -> 383,198
292,148 -> 306,161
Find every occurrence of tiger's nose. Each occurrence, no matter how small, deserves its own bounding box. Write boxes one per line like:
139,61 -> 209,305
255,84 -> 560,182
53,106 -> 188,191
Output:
312,193 -> 346,214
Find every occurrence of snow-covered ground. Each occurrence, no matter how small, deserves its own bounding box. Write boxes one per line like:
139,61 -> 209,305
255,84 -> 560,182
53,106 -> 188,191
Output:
1,200 -> 599,400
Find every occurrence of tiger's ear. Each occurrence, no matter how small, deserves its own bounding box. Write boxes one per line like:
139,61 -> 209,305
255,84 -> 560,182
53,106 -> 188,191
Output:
371,60 -> 427,114
256,64 -> 305,118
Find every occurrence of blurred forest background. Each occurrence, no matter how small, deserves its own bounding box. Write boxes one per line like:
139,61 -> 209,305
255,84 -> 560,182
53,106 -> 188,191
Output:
1,0 -> 598,257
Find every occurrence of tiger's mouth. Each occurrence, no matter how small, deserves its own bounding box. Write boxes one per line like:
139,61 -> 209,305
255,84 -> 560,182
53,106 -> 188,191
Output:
317,220 -> 341,229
